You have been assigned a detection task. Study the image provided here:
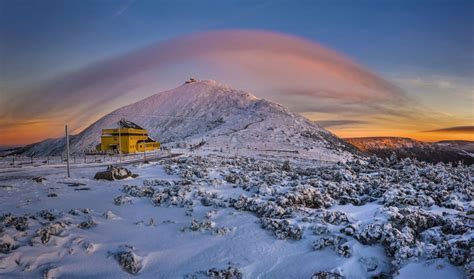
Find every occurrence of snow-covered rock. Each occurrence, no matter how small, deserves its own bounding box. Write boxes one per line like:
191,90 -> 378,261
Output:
94,166 -> 136,180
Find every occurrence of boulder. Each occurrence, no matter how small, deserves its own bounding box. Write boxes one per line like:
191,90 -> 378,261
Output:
94,165 -> 136,181
33,176 -> 47,183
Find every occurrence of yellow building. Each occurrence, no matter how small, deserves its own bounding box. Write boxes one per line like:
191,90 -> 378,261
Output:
99,124 -> 160,154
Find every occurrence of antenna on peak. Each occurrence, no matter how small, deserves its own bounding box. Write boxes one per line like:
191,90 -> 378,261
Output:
184,78 -> 198,84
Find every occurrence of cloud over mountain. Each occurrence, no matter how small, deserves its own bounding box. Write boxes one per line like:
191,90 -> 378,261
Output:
2,30 -> 412,144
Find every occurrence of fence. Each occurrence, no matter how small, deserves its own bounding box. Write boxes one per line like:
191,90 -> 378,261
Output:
0,151 -> 164,169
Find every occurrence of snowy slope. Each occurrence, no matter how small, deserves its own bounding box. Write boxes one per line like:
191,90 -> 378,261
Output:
18,80 -> 357,162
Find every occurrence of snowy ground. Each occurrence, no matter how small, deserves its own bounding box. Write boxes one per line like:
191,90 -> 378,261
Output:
0,153 -> 471,278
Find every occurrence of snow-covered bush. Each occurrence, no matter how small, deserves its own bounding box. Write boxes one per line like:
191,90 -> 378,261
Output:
319,211 -> 349,225
277,186 -> 334,209
260,218 -> 303,240
113,195 -> 134,206
0,233 -> 16,253
313,235 -> 352,257
0,213 -> 29,231
32,222 -> 68,245
122,185 -> 155,197
78,218 -> 97,229
111,245 -> 143,274
311,271 -> 343,279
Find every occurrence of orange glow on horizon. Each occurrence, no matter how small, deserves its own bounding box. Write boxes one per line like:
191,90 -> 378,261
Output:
1,121 -> 60,146
1,113 -> 472,147
326,128 -> 474,142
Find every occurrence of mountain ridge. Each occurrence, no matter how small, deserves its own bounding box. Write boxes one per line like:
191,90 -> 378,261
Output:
345,136 -> 474,164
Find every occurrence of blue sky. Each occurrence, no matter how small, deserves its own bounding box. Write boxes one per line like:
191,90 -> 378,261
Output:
0,0 -> 473,145
1,0 -> 472,83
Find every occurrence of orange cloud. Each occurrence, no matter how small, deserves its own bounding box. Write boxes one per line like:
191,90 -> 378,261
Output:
424,126 -> 474,133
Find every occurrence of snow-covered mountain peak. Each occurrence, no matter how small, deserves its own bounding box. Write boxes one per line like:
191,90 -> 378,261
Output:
171,79 -> 259,101
17,80 -> 357,162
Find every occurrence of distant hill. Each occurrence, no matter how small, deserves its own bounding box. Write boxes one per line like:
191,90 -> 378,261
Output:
345,137 -> 474,165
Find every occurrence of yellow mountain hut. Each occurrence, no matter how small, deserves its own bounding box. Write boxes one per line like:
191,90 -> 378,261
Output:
99,120 -> 160,154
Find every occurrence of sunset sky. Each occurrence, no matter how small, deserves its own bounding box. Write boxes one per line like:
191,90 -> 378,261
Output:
1,0 -> 473,146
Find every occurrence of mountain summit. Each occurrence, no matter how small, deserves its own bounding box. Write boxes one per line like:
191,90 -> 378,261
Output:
18,80 -> 356,161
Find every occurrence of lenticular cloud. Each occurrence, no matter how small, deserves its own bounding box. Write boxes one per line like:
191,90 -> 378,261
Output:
4,30 -> 409,129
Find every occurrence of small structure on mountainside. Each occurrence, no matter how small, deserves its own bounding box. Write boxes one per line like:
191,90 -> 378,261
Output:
184,78 -> 197,84
98,119 -> 160,154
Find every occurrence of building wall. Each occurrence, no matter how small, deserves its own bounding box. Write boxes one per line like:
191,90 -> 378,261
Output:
137,142 -> 161,152
100,131 -> 160,154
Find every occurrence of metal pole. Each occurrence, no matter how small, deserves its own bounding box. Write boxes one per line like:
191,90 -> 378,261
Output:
118,121 -> 122,163
143,131 -> 146,163
65,125 -> 70,178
